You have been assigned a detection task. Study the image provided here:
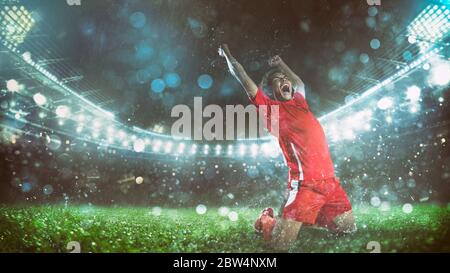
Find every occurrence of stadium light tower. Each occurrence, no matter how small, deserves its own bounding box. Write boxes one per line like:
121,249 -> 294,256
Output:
0,5 -> 35,46
407,3 -> 450,52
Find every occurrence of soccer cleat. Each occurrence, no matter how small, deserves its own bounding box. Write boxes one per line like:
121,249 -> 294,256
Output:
254,207 -> 277,241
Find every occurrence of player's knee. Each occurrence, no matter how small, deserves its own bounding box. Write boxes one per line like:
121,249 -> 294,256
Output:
270,219 -> 301,251
270,232 -> 296,252
333,211 -> 357,234
335,221 -> 357,234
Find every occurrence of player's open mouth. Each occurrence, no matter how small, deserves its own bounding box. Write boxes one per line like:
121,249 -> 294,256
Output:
281,84 -> 291,94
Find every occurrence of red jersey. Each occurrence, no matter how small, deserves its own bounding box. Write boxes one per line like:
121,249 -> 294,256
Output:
251,88 -> 335,181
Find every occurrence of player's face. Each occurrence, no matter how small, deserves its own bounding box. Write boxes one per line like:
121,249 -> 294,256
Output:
271,73 -> 293,101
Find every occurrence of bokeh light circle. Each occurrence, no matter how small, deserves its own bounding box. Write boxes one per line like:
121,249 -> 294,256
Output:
129,12 -> 146,28
151,79 -> 166,93
196,204 -> 207,215
370,38 -> 381,49
198,74 -> 213,89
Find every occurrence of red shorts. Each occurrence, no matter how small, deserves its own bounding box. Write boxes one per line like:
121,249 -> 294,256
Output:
281,177 -> 352,230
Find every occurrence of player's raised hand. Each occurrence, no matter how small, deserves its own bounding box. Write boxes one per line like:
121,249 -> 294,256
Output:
268,55 -> 283,67
217,44 -> 257,98
219,44 -> 232,59
218,45 -> 225,57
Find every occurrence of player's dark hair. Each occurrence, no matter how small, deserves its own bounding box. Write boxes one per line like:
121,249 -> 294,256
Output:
261,68 -> 289,101
261,68 -> 283,87
260,68 -> 283,97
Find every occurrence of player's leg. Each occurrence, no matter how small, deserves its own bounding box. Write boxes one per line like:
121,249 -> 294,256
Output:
317,178 -> 356,233
270,218 -> 302,251
333,210 -> 356,234
270,181 -> 325,251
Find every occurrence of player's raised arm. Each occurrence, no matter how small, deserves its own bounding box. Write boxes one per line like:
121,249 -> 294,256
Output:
219,44 -> 258,99
269,55 -> 305,96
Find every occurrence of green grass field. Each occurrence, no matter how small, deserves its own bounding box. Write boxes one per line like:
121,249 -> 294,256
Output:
0,205 -> 448,253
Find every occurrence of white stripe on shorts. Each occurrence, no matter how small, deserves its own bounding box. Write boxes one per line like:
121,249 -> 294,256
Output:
290,142 -> 304,181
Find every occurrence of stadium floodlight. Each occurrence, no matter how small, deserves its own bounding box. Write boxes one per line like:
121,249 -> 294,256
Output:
429,60 -> 450,86
407,35 -> 417,44
6,79 -> 20,92
177,143 -> 185,154
386,115 -> 393,124
328,109 -> 372,142
239,144 -> 246,156
409,104 -> 419,113
342,129 -> 356,140
0,5 -> 35,46
32,93 -> 47,106
203,144 -> 209,155
22,51 -> 31,62
164,141 -> 173,153
406,86 -> 421,102
377,97 -> 394,110
215,145 -> 222,155
190,144 -> 197,155
343,110 -> 372,132
227,145 -> 233,155
407,4 -> 450,52
118,130 -> 126,140
55,105 -> 70,118
261,142 -> 271,156
107,126 -> 115,135
133,139 -> 145,153
93,119 -> 102,129
153,140 -> 162,152
325,123 -> 341,142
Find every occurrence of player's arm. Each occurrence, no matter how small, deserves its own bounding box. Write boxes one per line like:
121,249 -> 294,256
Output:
269,55 -> 305,96
219,44 -> 258,99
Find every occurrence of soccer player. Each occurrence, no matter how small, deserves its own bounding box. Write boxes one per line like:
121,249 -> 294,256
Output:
219,44 -> 356,251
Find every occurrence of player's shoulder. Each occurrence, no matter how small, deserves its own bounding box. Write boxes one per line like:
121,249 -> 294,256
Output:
293,90 -> 306,102
291,91 -> 309,109
294,88 -> 306,98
